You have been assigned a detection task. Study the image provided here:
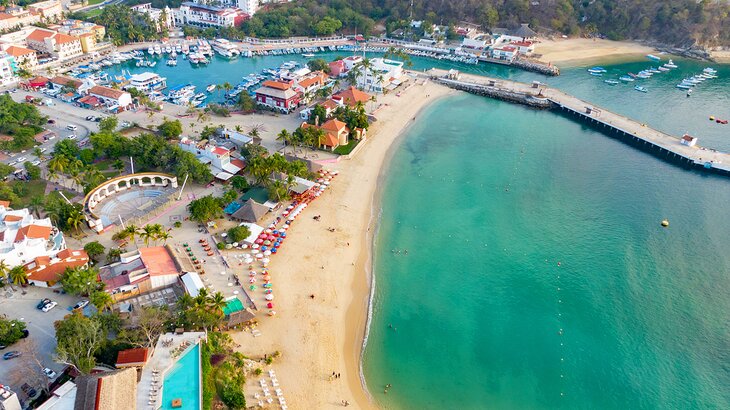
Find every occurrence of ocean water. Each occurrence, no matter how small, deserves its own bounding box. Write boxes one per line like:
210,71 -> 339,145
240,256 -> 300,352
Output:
362,72 -> 730,407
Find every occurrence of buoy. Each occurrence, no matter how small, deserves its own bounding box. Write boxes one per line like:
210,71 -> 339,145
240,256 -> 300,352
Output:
710,116 -> 715,121
661,219 -> 669,227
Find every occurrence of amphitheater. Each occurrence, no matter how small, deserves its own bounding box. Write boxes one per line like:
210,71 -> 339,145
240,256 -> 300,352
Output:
84,173 -> 179,233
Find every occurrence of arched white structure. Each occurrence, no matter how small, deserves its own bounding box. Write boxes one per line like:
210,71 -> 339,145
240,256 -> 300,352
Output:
84,173 -> 178,233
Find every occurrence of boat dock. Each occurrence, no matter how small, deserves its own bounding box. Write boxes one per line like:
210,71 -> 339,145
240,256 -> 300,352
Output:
428,69 -> 730,176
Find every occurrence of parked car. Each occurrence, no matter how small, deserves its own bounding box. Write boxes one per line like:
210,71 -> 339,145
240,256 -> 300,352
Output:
3,351 -> 21,360
42,301 -> 57,312
16,157 -> 26,162
31,160 -> 41,166
85,115 -> 95,121
94,117 -> 102,122
68,134 -> 77,140
36,298 -> 51,309
47,119 -> 56,124
43,367 -> 57,379
66,124 -> 77,131
73,300 -> 89,310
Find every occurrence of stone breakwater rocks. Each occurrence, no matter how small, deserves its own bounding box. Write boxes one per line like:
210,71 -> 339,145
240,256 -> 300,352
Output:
433,78 -> 553,109
513,59 -> 561,76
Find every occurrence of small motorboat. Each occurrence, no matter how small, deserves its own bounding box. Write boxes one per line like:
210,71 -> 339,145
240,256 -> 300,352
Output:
619,75 -> 635,82
588,66 -> 607,73
206,84 -> 217,93
686,89 -> 692,97
604,79 -> 619,85
302,53 -> 315,58
664,60 -> 678,69
589,72 -> 603,77
658,66 -> 670,72
676,83 -> 691,90
646,54 -> 661,61
716,119 -> 728,124
634,85 -> 648,93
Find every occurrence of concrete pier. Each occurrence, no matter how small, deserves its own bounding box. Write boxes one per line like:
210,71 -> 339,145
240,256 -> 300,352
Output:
429,69 -> 730,176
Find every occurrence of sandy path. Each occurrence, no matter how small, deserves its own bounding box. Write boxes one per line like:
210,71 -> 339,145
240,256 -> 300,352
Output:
230,78 -> 454,409
537,38 -> 657,66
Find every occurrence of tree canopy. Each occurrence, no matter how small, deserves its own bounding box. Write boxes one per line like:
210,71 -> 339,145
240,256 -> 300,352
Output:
188,195 -> 225,223
0,316 -> 27,346
0,94 -> 46,151
55,313 -> 104,374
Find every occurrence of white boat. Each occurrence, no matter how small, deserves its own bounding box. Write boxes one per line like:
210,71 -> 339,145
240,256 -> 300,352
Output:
676,83 -> 691,89
658,66 -> 669,72
165,46 -> 172,54
212,39 -> 240,58
634,85 -> 648,93
703,67 -> 717,74
604,79 -> 619,85
166,59 -> 177,66
206,84 -> 216,93
302,53 -> 315,58
176,45 -> 182,53
663,60 -> 678,69
147,46 -> 155,55
154,45 -> 162,54
646,54 -> 661,61
149,61 -> 156,67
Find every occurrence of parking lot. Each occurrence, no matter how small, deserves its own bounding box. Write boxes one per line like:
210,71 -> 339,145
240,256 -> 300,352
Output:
0,286 -> 79,393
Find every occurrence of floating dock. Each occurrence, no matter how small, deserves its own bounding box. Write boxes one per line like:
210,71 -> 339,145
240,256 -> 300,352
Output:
429,69 -> 730,176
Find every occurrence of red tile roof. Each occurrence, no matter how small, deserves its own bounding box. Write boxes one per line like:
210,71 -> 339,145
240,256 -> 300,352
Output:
261,80 -> 291,90
25,250 -> 89,283
89,85 -> 127,100
53,33 -> 78,44
51,75 -> 82,89
0,200 -> 10,208
116,348 -> 150,366
4,214 -> 22,222
26,28 -> 54,42
139,247 -> 178,277
333,86 -> 371,107
16,224 -> 52,241
320,132 -> 339,147
212,146 -> 228,155
4,45 -> 35,57
320,118 -> 347,133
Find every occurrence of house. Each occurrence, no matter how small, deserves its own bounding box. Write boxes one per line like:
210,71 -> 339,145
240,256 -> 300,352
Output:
131,4 -> 174,32
24,249 -> 90,287
50,75 -> 82,91
116,347 -> 150,369
87,85 -> 133,110
302,118 -> 349,151
221,128 -> 253,147
74,368 -> 137,410
354,57 -> 405,93
0,51 -> 17,85
294,71 -> 328,99
0,386 -> 21,410
0,6 -> 41,31
231,199 -> 270,224
254,80 -> 301,113
681,134 -> 697,147
174,2 -> 249,28
77,95 -> 102,109
34,380 -> 77,409
332,86 -> 372,108
180,271 -> 204,297
342,55 -> 363,71
510,40 -> 535,55
491,45 -> 518,61
52,19 -> 107,41
328,60 -> 345,77
25,28 -> 84,61
179,137 -> 244,180
222,297 -> 256,328
100,246 -> 181,301
2,45 -> 37,69
503,23 -> 537,42
26,0 -> 63,22
0,205 -> 68,268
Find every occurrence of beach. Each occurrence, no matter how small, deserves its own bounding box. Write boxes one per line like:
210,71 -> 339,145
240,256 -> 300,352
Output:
537,38 -> 656,66
229,77 -> 454,409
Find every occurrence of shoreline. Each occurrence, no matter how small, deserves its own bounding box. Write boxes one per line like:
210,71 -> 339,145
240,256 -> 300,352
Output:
229,77 -> 454,409
536,38 -> 658,67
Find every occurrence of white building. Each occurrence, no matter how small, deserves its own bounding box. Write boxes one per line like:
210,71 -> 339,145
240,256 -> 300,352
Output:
87,85 -> 133,111
355,57 -> 404,93
131,3 -> 175,32
179,137 -> 245,180
0,385 -> 21,410
27,0 -> 63,22
174,2 -> 248,28
491,45 -> 518,61
2,44 -> 38,70
0,204 -> 66,268
0,51 -> 18,86
342,55 -> 363,71
0,6 -> 41,31
25,28 -> 83,62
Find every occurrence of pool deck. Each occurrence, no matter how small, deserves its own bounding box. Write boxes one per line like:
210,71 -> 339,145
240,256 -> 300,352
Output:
137,332 -> 206,410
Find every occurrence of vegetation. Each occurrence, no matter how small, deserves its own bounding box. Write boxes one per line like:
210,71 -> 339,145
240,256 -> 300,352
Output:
333,139 -> 360,155
236,92 -> 257,112
230,176 -> 249,192
227,226 -> 251,243
82,5 -> 162,45
112,223 -> 172,247
60,266 -> 103,296
0,94 -> 46,151
187,195 -> 225,223
173,289 -> 227,331
84,241 -> 106,262
198,332 -> 247,410
0,316 -> 27,346
54,312 -> 104,374
121,305 -> 172,348
307,58 -> 331,73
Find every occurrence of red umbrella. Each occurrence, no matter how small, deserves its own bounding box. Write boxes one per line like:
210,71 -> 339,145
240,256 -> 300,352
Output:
255,239 -> 264,244
267,303 -> 274,309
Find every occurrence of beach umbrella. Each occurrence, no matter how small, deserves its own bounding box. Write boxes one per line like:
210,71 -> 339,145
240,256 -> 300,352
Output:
271,248 -> 277,254
255,253 -> 263,259
265,294 -> 274,301
261,246 -> 268,251
232,242 -> 238,247
249,278 -> 256,283
267,310 -> 277,316
225,244 -> 232,249
263,250 -> 271,256
263,282 -> 272,288
252,244 -> 259,249
249,285 -> 257,290
262,258 -> 270,263
267,303 -> 274,309
265,229 -> 272,234
263,240 -> 271,246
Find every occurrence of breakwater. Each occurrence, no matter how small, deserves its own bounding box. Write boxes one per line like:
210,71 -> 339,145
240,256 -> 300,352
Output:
429,69 -> 730,176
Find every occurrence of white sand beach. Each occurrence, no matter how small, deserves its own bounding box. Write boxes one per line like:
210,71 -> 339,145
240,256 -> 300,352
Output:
230,77 -> 454,409
537,38 -> 657,66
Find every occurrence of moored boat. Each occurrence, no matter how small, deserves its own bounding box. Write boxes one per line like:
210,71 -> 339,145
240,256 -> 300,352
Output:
634,85 -> 648,93
604,79 -> 619,85
206,84 -> 216,93
663,60 -> 678,69
646,54 -> 661,61
619,75 -> 635,82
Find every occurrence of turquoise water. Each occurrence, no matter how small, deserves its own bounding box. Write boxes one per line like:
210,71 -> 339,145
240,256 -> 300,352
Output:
162,344 -> 201,410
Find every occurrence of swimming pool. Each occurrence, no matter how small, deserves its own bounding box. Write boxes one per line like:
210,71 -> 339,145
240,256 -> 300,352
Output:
161,344 -> 201,410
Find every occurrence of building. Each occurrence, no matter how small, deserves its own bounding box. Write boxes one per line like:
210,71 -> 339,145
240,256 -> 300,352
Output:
27,0 -> 63,22
24,248 -> 90,287
302,118 -> 349,151
127,72 -> 167,93
342,55 -> 363,71
116,347 -> 151,369
74,368 -> 137,410
2,45 -> 37,69
498,23 -> 538,42
0,205 -> 68,268
221,128 -> 253,147
34,380 -> 77,410
0,6 -> 41,31
332,86 -> 372,108
0,51 -> 17,86
510,40 -> 535,54
254,80 -> 301,113
0,385 -> 21,410
130,4 -> 174,32
491,45 -> 518,61
174,2 -> 248,28
87,85 -> 133,111
100,246 -> 181,301
231,199 -> 270,224
681,134 -> 698,147
179,137 -> 244,179
25,28 -> 83,61
180,271 -> 204,297
51,19 -> 106,41
353,57 -> 404,93
50,75 -> 82,91
328,59 -> 345,77
294,70 -> 328,100
222,297 -> 255,328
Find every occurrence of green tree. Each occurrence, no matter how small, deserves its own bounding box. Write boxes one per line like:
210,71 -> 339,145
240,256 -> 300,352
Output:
236,92 -> 256,112
98,116 -> 118,133
60,266 -> 101,296
8,265 -> 28,287
230,175 -> 248,192
222,189 -> 238,204
157,119 -> 183,139
54,313 -> 103,374
187,195 -> 224,223
0,317 -> 27,346
309,105 -> 327,126
89,291 -> 113,311
84,241 -> 106,262
227,225 -> 251,243
24,161 -> 41,180
306,58 -> 330,73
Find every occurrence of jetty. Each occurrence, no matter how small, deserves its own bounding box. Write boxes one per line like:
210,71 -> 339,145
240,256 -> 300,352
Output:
428,69 -> 730,176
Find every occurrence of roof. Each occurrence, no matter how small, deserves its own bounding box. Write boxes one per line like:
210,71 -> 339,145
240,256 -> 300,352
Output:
510,23 -> 537,38
16,224 -> 51,240
116,348 -> 149,367
254,84 -> 298,100
26,28 -> 54,42
180,271 -> 204,297
212,146 -> 228,155
50,75 -> 82,88
78,95 -> 101,106
139,246 -> 178,277
4,214 -> 22,222
495,46 -> 517,52
25,250 -> 89,283
333,86 -> 371,107
283,154 -> 322,172
261,80 -> 291,90
290,176 -> 316,194
53,32 -> 78,44
222,297 -> 244,316
510,41 -> 534,47
4,45 -> 35,57
321,99 -> 338,110
231,199 -> 269,223
0,200 -> 10,208
28,76 -> 48,86
320,132 -> 339,148
74,368 -> 137,410
298,72 -> 327,89
89,85 -> 127,100
320,118 -> 348,133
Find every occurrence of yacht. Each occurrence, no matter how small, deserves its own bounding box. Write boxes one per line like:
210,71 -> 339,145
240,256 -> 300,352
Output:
154,45 -> 162,54
148,46 -> 155,55
212,39 -> 240,58
604,79 -> 619,85
646,54 -> 661,61
176,45 -> 182,53
166,59 -> 177,66
634,85 -> 648,93
206,84 -> 217,93
302,53 -> 315,58
165,46 -> 172,54
663,60 -> 678,69
619,75 -> 635,82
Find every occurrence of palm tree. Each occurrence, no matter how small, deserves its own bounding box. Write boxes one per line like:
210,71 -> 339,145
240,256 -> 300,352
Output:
157,231 -> 172,245
195,287 -> 209,308
90,291 -> 113,311
8,266 -> 29,288
33,147 -> 44,160
48,155 -> 70,176
67,210 -> 85,234
123,224 -> 139,248
140,225 -> 157,247
107,247 -> 122,262
0,260 -> 9,289
276,129 -> 292,153
28,196 -> 44,218
209,291 -> 226,314
176,293 -> 194,310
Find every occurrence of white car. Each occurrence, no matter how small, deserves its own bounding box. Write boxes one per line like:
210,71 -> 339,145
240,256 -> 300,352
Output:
41,301 -> 57,312
68,135 -> 77,140
73,300 -> 89,310
8,161 -> 17,166
16,157 -> 26,162
31,160 -> 41,166
43,367 -> 57,379
66,124 -> 77,131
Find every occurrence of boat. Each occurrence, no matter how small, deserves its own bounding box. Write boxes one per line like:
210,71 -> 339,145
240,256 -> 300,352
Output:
588,66 -> 607,73
634,85 -> 648,93
663,60 -> 678,69
703,67 -> 717,74
206,84 -> 216,93
154,45 -> 162,54
165,46 -> 172,54
604,79 -> 619,85
658,66 -> 670,72
646,54 -> 661,61
676,83 -> 691,89
176,45 -> 182,53
166,59 -> 177,66
148,61 -> 156,67
589,72 -> 603,77
212,38 -> 240,58
686,89 -> 692,97
147,46 -> 155,55
619,75 -> 635,82
647,67 -> 661,74
302,53 -> 315,58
